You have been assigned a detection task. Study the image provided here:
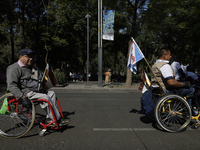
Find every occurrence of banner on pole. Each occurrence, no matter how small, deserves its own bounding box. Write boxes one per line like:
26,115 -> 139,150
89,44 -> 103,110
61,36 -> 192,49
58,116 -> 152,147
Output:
103,10 -> 115,41
127,37 -> 145,74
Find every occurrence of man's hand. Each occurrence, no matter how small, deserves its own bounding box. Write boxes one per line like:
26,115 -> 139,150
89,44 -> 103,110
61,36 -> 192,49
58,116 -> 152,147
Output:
19,95 -> 31,108
182,81 -> 191,88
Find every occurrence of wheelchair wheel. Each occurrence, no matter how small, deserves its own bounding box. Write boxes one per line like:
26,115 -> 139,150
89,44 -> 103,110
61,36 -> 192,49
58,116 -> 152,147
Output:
0,93 -> 35,138
154,94 -> 191,132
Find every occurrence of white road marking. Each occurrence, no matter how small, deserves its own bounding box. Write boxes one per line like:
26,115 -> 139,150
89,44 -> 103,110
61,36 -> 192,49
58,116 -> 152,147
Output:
93,127 -> 196,131
93,128 -> 156,131
133,128 -> 157,131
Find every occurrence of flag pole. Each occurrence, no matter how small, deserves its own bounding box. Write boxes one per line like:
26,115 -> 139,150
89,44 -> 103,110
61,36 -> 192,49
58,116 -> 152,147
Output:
41,59 -> 50,83
143,57 -> 166,93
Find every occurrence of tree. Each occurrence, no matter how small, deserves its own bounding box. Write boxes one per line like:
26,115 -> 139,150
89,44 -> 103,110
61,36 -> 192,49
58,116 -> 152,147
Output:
0,0 -> 18,64
139,0 -> 200,71
18,0 -> 25,49
125,0 -> 148,87
1,0 -> 200,82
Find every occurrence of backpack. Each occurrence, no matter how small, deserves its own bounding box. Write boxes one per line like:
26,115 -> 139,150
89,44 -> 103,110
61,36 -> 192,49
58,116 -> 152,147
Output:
140,90 -> 155,115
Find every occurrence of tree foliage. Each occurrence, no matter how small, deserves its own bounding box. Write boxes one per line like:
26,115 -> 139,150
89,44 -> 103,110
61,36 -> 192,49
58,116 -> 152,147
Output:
138,0 -> 200,70
0,0 -> 200,82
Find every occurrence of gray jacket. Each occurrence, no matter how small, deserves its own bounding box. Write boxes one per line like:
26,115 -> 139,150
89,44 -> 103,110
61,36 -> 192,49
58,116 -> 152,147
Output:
6,62 -> 43,99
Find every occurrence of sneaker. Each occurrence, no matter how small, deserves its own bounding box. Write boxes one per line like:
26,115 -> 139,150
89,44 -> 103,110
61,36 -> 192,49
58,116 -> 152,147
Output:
59,118 -> 70,126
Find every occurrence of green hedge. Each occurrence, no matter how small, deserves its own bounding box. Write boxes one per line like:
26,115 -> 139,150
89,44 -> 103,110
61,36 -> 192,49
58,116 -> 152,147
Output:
54,69 -> 65,84
53,69 -> 152,84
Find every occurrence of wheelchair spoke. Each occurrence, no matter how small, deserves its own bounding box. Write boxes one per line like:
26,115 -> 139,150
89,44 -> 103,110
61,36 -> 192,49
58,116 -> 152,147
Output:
14,114 -> 29,129
0,116 -> 12,134
160,112 -> 170,123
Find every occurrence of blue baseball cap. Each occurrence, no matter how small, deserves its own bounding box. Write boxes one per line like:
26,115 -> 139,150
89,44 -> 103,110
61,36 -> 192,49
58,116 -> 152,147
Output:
19,49 -> 36,56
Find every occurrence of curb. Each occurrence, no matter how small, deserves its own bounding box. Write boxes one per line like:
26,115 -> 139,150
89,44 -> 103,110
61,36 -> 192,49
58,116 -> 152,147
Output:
51,86 -> 139,93
0,83 -> 140,93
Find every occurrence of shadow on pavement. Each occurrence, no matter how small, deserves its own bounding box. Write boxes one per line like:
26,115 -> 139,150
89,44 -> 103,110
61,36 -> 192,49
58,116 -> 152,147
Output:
130,107 -> 163,131
130,108 -> 153,124
21,111 -> 75,138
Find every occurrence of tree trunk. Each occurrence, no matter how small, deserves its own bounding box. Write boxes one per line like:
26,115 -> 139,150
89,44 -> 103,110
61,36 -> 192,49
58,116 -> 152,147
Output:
35,5 -> 40,53
18,0 -> 25,49
125,0 -> 140,86
125,39 -> 132,87
10,25 -> 15,63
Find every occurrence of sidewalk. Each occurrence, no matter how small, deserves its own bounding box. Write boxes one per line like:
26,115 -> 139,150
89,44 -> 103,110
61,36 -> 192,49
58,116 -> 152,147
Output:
0,81 -> 140,93
52,81 -> 139,93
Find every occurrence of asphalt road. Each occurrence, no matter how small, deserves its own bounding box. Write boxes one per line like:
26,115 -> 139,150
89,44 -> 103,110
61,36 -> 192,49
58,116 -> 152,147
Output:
1,91 -> 200,150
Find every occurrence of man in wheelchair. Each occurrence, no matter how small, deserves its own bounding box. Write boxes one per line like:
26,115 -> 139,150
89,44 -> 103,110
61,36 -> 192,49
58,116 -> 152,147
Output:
151,48 -> 195,107
6,49 -> 70,127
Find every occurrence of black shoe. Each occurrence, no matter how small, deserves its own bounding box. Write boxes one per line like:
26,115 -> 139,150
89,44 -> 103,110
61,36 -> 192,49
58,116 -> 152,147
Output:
45,118 -> 56,127
59,118 -> 70,126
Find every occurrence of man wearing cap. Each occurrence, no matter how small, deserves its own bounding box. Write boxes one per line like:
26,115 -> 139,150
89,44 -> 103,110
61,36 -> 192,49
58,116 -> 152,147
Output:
6,49 -> 70,127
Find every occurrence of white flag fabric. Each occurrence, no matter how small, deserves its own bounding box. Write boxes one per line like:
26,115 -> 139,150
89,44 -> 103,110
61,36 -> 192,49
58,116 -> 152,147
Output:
138,69 -> 151,93
127,38 -> 144,74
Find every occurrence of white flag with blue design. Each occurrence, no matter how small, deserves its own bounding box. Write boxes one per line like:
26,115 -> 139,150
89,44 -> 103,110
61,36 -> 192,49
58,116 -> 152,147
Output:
127,38 -> 144,74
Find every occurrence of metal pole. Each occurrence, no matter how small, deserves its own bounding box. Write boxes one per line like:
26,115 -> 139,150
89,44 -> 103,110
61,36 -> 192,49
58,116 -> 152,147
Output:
85,14 -> 91,86
98,0 -> 103,87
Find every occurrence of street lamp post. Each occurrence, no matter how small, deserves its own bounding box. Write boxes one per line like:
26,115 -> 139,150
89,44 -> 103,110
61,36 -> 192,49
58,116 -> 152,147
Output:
98,0 -> 103,87
85,14 -> 91,86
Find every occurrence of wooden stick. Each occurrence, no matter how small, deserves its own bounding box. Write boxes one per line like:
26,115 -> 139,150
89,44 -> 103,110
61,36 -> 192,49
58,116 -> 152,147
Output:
143,57 -> 166,93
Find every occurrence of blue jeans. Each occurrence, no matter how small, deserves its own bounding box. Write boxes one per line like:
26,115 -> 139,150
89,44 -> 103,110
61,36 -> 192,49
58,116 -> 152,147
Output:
165,87 -> 195,108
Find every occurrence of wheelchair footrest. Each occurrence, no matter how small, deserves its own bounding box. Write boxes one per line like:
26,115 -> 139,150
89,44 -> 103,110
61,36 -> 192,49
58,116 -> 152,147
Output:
39,129 -> 47,136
